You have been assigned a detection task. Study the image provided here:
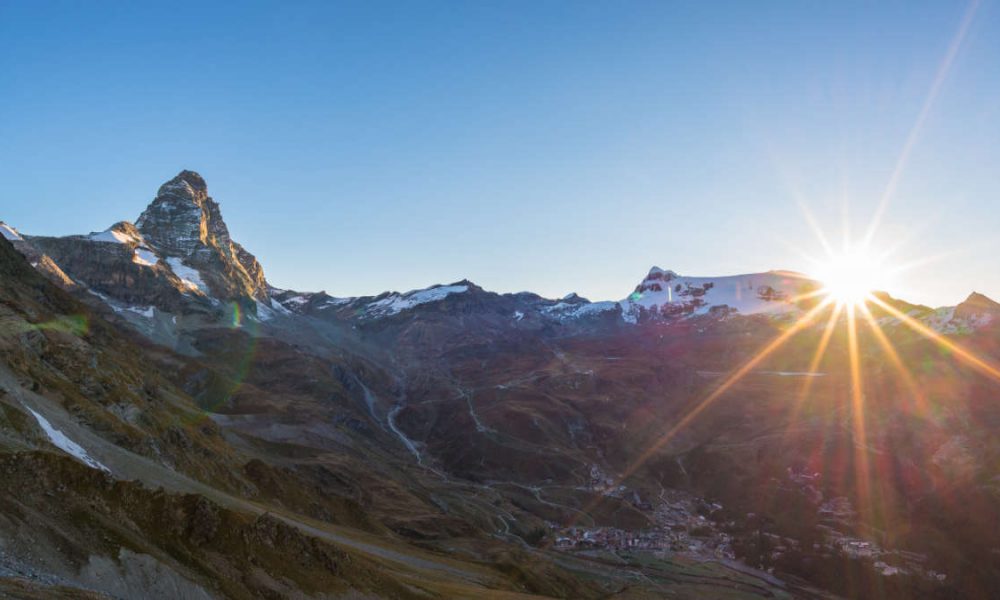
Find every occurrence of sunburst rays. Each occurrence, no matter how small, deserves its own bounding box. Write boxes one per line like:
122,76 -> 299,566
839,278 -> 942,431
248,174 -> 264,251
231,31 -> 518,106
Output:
562,267 -> 999,540
562,0 -> 994,539
621,298 -> 836,483
556,2 -> 995,557
862,0 -> 981,249
784,301 -> 843,428
868,294 -> 1000,384
857,301 -> 926,411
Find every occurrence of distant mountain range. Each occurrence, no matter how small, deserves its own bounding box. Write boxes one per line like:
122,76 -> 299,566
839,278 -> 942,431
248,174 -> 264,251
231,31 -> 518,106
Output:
3,171 -> 995,350
2,171 -> 1000,599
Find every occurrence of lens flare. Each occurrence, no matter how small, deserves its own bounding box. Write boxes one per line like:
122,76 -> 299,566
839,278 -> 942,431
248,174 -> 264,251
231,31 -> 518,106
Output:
182,301 -> 262,426
0,314 -> 90,338
229,302 -> 243,328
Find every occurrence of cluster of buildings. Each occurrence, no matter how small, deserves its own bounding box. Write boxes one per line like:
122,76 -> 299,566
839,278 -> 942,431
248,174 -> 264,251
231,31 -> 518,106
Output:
551,487 -> 735,559
584,464 -> 628,498
556,463 -> 949,586
553,527 -> 668,551
822,527 -> 945,581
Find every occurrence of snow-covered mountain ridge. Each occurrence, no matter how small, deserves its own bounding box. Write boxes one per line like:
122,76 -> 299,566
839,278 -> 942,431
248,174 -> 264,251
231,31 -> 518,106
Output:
619,267 -> 813,323
2,171 -> 996,339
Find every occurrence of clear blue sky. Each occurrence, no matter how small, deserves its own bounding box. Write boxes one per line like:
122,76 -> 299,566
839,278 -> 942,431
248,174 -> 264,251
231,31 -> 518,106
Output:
2,1 -> 997,306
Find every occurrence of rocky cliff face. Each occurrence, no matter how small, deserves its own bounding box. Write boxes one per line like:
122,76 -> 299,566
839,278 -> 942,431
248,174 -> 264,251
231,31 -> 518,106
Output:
31,221 -> 183,306
136,171 -> 269,303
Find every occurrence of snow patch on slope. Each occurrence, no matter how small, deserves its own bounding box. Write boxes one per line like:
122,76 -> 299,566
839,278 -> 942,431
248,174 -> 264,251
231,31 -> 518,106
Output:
88,228 -> 143,245
270,298 -> 292,315
255,300 -> 274,322
542,300 -> 619,321
365,284 -> 469,317
25,406 -> 111,473
166,257 -> 208,294
321,297 -> 355,308
133,247 -> 159,267
124,305 -> 156,318
0,222 -> 23,241
254,298 -> 295,322
254,298 -> 292,322
87,289 -> 156,319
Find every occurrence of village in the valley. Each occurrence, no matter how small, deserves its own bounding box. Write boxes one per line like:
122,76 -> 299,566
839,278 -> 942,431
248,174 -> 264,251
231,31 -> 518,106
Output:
549,465 -> 735,558
547,463 -> 949,585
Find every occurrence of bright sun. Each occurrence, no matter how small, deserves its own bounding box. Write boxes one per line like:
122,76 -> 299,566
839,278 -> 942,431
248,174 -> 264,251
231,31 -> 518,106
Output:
815,250 -> 886,306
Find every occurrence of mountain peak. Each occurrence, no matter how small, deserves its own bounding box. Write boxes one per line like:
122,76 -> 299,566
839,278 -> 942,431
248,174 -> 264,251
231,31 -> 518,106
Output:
963,291 -> 1000,307
175,169 -> 207,188
137,171 -> 217,256
955,291 -> 1000,320
134,171 -> 269,303
941,291 -> 1000,331
646,266 -> 679,280
156,169 -> 208,198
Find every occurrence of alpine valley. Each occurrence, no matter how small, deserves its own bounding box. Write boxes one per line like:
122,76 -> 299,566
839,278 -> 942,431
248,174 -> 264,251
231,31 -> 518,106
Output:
2,171 -> 999,600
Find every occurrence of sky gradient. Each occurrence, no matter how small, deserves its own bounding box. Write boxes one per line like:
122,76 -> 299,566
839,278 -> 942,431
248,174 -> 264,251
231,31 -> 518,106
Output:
2,1 -> 998,306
